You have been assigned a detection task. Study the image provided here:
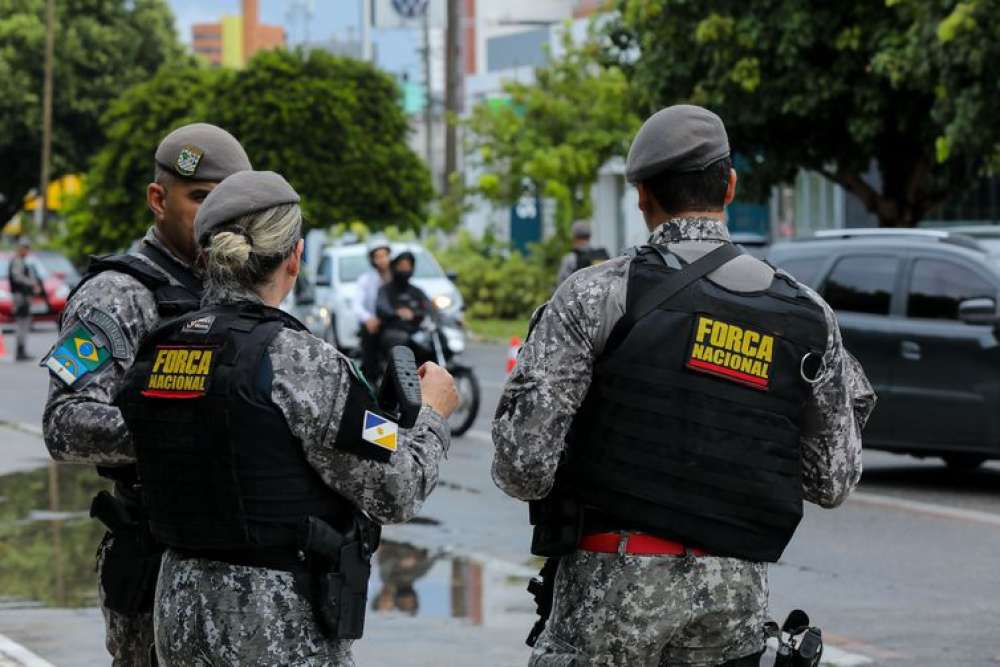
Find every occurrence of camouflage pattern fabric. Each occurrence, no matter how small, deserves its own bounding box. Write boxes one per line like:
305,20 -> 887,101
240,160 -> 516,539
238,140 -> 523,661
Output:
97,536 -> 156,666
153,284 -> 450,665
530,551 -> 767,666
155,550 -> 355,666
43,227 -> 197,666
492,217 -> 875,665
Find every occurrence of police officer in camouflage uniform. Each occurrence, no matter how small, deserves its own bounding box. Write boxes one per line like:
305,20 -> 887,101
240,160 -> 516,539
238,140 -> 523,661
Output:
492,105 -> 876,666
114,171 -> 458,665
42,123 -> 251,666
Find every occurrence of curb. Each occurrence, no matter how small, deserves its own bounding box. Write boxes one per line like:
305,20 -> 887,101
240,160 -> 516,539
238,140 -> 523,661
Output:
0,421 -> 43,439
0,633 -> 55,667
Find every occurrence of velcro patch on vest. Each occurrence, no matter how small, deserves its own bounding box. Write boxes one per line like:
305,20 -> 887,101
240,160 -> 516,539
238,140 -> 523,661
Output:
141,345 -> 218,399
362,410 -> 398,452
686,315 -> 774,391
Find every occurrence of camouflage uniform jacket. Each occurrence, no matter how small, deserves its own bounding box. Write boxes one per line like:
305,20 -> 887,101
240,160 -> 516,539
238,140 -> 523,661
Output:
492,217 -> 876,665
155,283 -> 450,666
43,227 -> 197,465
493,216 -> 874,507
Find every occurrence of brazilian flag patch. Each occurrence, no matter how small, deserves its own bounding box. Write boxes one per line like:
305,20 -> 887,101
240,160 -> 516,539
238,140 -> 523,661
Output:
44,323 -> 112,388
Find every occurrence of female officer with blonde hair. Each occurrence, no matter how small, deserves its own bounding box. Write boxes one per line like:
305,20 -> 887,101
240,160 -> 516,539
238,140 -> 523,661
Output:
115,170 -> 458,665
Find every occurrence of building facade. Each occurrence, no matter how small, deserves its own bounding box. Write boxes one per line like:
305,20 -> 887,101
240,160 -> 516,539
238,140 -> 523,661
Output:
192,0 -> 286,68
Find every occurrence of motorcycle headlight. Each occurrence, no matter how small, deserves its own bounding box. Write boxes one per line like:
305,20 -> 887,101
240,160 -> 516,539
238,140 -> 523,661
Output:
433,294 -> 453,310
444,327 -> 465,354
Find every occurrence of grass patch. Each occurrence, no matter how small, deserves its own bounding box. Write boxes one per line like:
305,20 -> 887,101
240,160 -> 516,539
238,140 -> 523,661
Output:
465,317 -> 531,343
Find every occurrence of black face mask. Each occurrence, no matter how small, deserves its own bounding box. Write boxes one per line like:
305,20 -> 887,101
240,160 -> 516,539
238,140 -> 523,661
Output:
392,270 -> 413,288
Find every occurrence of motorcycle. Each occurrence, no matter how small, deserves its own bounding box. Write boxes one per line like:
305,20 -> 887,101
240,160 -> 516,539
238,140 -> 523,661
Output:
367,311 -> 481,437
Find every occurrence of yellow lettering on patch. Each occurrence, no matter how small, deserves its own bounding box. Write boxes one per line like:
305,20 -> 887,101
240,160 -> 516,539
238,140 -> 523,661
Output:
696,317 -> 713,344
757,335 -> 773,363
687,315 -> 775,391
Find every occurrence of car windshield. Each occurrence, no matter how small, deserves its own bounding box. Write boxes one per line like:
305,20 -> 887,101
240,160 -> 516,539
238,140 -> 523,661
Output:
337,249 -> 445,283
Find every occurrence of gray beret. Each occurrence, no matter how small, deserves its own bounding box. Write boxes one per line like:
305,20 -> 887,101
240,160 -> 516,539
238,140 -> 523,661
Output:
155,123 -> 251,181
194,170 -> 300,244
571,221 -> 592,239
625,105 -> 730,182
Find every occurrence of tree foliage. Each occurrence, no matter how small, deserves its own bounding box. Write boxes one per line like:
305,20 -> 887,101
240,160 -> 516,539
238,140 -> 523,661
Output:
212,50 -> 433,231
465,30 -> 642,236
610,0 -> 1000,227
60,50 -> 433,258
0,0 -> 183,223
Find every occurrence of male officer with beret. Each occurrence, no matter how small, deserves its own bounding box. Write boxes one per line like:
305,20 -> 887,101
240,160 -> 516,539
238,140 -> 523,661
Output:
42,123 -> 251,666
493,105 -> 876,666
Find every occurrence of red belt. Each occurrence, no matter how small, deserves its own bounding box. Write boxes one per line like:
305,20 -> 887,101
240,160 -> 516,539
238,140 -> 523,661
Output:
579,532 -> 709,557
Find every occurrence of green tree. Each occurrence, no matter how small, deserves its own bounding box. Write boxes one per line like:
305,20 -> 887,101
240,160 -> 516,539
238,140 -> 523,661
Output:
0,0 -> 183,223
611,0 -> 1000,227
60,50 -> 434,258
465,32 -> 642,236
60,64 -> 223,257
211,49 -> 433,231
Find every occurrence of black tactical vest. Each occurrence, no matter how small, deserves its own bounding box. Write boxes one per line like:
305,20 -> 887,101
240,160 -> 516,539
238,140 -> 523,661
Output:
69,243 -> 204,491
116,303 -> 354,558
567,245 -> 828,562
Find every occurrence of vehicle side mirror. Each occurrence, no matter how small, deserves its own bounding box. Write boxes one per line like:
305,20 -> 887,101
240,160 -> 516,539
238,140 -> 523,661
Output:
958,297 -> 999,325
446,271 -> 458,283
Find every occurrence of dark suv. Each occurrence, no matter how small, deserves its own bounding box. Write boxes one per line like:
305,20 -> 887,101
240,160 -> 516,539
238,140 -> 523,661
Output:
767,227 -> 1000,469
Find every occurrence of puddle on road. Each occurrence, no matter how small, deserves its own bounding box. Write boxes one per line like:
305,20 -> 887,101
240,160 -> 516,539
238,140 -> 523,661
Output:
370,540 -> 534,626
0,464 -> 535,626
0,463 -> 110,608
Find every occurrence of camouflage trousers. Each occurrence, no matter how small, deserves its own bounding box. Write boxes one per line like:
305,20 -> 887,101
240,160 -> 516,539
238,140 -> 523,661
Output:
154,549 -> 355,666
529,550 -> 768,667
96,534 -> 156,666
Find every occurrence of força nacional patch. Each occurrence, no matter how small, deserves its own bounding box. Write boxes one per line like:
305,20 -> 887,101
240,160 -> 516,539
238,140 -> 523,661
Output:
141,345 -> 217,399
686,315 -> 774,391
361,410 -> 398,452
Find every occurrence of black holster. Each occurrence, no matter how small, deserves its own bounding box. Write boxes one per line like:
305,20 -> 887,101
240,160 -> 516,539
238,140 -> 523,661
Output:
300,515 -> 381,640
91,490 -> 163,616
526,556 -> 560,647
529,493 -> 582,557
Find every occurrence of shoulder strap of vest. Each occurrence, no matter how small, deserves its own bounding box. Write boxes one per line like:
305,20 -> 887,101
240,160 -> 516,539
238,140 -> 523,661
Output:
604,243 -> 743,356
137,243 -> 202,295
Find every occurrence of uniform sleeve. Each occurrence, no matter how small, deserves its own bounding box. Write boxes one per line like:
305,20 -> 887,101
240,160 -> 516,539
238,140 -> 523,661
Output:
491,258 -> 630,501
42,273 -> 160,465
269,329 -> 450,524
798,289 -> 876,508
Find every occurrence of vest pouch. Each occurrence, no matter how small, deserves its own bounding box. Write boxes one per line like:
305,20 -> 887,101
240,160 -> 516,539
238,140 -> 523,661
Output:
529,494 -> 582,557
92,491 -> 163,616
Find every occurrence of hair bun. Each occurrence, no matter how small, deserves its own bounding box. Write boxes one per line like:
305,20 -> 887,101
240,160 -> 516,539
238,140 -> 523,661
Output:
208,230 -> 252,275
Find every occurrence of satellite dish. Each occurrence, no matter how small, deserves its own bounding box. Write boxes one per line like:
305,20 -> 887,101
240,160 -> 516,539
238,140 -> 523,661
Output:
392,0 -> 429,19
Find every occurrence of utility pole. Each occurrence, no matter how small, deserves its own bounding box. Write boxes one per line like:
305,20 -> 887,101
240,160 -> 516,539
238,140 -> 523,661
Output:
35,0 -> 55,233
422,8 -> 433,184
444,0 -> 461,195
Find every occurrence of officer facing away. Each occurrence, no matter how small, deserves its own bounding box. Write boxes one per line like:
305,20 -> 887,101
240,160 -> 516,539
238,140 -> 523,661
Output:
556,221 -> 610,286
41,123 -> 251,666
7,237 -> 44,361
492,104 -> 876,666
115,170 -> 458,665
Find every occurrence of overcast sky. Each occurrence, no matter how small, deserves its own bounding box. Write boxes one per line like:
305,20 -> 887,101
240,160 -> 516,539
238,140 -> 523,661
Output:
166,0 -> 421,79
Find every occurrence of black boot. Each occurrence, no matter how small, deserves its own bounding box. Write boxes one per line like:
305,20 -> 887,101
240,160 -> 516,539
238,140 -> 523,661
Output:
15,344 -> 32,362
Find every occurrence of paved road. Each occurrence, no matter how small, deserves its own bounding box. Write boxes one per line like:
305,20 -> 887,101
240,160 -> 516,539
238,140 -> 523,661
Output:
1,329 -> 999,665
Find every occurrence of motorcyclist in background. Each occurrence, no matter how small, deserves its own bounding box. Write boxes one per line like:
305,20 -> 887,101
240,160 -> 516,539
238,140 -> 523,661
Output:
355,238 -> 392,378
375,250 -> 433,359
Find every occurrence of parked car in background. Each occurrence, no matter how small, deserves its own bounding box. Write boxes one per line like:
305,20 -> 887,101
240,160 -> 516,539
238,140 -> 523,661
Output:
314,242 -> 464,352
279,273 -> 332,340
730,231 -> 770,259
34,250 -> 81,289
767,228 -> 1000,469
0,252 -> 71,326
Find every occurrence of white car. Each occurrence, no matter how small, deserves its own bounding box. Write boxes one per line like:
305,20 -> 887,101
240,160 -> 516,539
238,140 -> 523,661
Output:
314,242 -> 464,351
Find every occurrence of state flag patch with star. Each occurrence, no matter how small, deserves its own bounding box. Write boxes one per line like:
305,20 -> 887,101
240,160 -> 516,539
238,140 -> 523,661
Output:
361,411 -> 398,452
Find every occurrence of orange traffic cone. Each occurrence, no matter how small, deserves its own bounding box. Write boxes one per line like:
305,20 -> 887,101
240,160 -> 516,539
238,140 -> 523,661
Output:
506,336 -> 521,374
0,328 -> 7,362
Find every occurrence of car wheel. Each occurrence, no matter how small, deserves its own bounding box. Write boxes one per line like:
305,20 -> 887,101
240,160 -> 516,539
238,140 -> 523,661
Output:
942,454 -> 987,470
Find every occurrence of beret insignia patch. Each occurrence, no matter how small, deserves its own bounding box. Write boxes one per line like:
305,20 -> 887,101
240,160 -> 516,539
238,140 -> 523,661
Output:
176,144 -> 204,176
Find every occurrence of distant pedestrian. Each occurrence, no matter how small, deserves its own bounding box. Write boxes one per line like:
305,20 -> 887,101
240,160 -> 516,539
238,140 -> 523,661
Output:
355,237 -> 392,378
556,221 -> 610,286
7,238 -> 43,361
